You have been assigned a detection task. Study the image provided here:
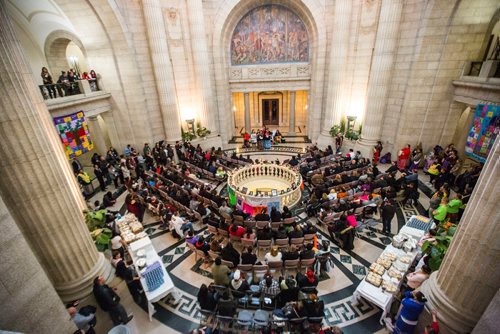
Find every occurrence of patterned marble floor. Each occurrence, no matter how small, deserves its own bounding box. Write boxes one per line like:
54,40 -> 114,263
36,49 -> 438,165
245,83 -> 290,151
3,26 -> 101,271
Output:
90,149 -> 435,334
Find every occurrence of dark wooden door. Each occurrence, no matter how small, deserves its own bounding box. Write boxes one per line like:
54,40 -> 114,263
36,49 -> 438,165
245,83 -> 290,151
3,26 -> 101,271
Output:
262,99 -> 279,126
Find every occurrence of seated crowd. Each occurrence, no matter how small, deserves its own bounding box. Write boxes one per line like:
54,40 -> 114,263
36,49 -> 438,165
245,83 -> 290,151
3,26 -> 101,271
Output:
87,138 -> 480,333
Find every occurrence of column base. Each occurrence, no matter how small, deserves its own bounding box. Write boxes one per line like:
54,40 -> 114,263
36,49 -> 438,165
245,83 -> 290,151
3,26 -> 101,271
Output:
192,133 -> 223,149
355,137 -> 379,160
420,272 -> 479,334
54,252 -> 113,302
316,132 -> 335,148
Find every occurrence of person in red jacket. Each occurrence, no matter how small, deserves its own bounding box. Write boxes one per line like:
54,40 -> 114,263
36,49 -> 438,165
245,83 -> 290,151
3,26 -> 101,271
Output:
243,132 -> 250,147
228,223 -> 245,237
423,309 -> 440,334
398,144 -> 411,170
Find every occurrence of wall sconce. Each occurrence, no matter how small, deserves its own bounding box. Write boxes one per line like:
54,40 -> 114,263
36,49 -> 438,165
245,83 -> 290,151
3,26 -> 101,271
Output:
68,56 -> 81,76
347,116 -> 357,132
185,119 -> 195,135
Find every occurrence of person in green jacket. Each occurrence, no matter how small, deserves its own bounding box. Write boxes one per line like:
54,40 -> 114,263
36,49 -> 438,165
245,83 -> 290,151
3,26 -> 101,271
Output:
433,198 -> 449,223
446,194 -> 462,223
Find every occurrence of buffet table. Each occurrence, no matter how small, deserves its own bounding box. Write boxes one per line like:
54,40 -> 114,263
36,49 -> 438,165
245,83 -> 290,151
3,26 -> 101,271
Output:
351,215 -> 432,325
129,237 -> 181,321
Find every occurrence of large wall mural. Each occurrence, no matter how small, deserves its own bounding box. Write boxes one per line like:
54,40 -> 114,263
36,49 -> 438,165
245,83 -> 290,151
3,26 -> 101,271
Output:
231,5 -> 309,65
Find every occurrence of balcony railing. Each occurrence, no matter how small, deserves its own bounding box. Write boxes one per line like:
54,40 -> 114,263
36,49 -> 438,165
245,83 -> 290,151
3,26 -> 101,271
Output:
38,79 -> 100,100
462,60 -> 500,81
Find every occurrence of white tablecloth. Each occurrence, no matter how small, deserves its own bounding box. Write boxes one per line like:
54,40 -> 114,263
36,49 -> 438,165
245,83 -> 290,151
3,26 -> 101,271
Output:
129,237 -> 181,321
351,217 -> 423,325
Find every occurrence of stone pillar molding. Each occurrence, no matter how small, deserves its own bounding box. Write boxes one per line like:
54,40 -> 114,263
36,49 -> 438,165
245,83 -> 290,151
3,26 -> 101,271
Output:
358,0 -> 403,149
142,0 -> 182,143
421,136 -> 500,333
187,0 -> 218,133
244,92 -> 251,133
0,196 -> 76,333
321,0 -> 352,135
289,91 -> 296,134
0,1 -> 109,301
87,116 -> 107,156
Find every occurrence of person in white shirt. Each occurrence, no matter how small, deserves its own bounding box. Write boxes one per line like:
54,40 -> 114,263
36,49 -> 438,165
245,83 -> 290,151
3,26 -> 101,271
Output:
111,234 -> 126,259
169,213 -> 193,238
327,189 -> 337,201
264,246 -> 282,263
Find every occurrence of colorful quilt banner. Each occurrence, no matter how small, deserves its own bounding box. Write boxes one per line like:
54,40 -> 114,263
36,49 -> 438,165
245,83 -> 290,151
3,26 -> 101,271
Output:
53,111 -> 93,160
465,104 -> 499,163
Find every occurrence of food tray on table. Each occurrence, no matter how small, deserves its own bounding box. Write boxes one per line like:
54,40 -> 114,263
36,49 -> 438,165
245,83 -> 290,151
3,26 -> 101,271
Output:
366,272 -> 382,287
369,263 -> 386,276
382,280 -> 398,294
388,268 -> 403,280
376,257 -> 393,270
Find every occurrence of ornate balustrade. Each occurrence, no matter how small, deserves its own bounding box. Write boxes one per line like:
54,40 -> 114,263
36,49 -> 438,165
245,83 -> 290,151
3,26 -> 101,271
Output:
227,163 -> 302,211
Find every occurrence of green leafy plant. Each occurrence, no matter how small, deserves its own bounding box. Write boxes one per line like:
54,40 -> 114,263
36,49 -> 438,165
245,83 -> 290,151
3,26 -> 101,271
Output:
340,118 -> 346,134
83,209 -> 106,231
181,127 -> 196,141
329,125 -> 341,137
421,221 -> 456,271
345,129 -> 360,141
196,121 -> 211,138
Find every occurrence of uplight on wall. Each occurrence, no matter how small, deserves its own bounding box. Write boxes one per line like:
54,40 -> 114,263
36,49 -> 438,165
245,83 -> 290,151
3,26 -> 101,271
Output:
68,56 -> 81,76
185,119 -> 195,134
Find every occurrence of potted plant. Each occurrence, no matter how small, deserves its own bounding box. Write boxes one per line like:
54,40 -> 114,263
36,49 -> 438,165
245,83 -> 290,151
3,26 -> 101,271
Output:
340,118 -> 346,134
421,220 -> 456,271
195,121 -> 211,138
181,127 -> 196,141
329,125 -> 341,137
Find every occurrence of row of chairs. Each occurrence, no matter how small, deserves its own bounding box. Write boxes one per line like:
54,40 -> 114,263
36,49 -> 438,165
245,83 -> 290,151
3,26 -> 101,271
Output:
200,307 -> 324,332
207,226 -> 315,253
187,243 -> 316,275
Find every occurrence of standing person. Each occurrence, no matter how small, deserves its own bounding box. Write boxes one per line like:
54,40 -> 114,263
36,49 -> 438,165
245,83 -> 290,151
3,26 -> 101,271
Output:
446,194 -> 462,223
58,71 -> 71,96
77,169 -> 94,198
380,199 -> 396,234
67,306 -> 96,334
373,141 -> 383,164
93,164 -> 106,192
92,276 -> 133,325
393,291 -> 427,334
243,131 -> 250,148
397,144 -> 411,171
335,133 -> 343,153
423,310 -> 440,334
143,142 -> 151,157
72,158 -> 83,175
40,67 -> 57,98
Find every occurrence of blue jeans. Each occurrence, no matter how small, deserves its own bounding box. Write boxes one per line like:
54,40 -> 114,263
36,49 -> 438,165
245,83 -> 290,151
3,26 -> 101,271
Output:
181,222 -> 194,234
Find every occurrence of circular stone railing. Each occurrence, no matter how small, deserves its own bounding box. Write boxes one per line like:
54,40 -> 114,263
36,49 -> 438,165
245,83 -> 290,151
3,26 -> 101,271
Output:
227,163 -> 302,212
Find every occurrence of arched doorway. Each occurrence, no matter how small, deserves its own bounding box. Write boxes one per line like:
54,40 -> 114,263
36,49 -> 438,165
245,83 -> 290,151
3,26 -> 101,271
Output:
212,0 -> 327,142
44,30 -> 89,78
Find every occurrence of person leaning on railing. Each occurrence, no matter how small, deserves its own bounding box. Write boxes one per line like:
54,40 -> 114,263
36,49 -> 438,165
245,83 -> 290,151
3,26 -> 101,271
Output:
40,67 -> 58,98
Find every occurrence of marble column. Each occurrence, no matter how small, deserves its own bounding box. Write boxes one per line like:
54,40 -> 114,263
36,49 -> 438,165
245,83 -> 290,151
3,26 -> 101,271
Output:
244,92 -> 251,133
421,136 -> 500,333
142,0 -> 182,143
358,0 -> 403,151
321,0 -> 352,135
0,2 -> 110,301
0,195 -> 75,333
87,116 -> 107,156
187,0 -> 217,133
289,91 -> 296,135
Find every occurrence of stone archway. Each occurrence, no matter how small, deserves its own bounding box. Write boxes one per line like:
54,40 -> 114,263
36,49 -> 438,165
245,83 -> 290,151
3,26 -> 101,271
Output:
44,30 -> 87,76
212,0 -> 327,142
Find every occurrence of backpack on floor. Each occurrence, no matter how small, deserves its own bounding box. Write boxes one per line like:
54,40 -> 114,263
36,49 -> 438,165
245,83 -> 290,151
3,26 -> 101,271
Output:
380,152 -> 392,164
